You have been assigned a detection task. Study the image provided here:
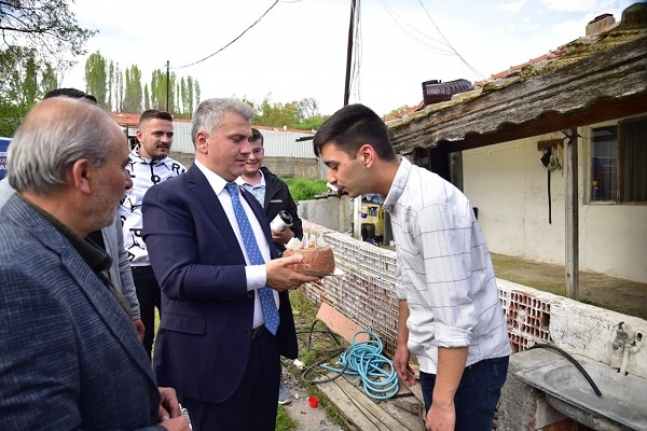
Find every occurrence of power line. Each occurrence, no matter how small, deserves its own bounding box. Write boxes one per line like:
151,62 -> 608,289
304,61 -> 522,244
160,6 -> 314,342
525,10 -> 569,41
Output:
416,0 -> 484,78
173,0 -> 280,70
379,0 -> 455,56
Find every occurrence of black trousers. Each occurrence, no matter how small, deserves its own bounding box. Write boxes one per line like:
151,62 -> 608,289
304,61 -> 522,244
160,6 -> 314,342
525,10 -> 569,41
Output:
182,328 -> 281,431
131,265 -> 161,361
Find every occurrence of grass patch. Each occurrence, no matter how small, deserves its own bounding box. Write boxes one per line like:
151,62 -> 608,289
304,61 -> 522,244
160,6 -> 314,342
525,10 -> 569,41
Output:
275,405 -> 298,431
282,177 -> 328,201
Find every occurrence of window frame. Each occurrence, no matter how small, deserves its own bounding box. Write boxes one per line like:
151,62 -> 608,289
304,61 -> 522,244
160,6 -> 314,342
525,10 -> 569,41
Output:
586,115 -> 647,206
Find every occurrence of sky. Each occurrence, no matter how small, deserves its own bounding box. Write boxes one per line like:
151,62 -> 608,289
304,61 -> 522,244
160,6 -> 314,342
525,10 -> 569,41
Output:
61,0 -> 638,117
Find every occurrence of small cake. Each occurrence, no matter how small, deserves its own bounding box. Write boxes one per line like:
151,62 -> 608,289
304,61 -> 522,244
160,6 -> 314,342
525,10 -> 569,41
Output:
283,246 -> 335,275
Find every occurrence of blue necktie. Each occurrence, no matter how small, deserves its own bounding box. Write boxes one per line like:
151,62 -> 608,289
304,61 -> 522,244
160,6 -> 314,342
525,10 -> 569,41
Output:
225,182 -> 280,335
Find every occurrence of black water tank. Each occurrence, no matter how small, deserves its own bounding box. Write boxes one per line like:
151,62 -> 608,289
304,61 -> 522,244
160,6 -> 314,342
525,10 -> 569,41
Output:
422,79 -> 473,106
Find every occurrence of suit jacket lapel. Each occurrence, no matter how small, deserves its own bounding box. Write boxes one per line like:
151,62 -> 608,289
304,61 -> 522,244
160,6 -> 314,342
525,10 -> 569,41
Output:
186,166 -> 246,262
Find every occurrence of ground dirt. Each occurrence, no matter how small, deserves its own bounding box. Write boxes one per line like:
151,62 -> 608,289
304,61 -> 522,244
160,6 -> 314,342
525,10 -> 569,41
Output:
280,368 -> 344,431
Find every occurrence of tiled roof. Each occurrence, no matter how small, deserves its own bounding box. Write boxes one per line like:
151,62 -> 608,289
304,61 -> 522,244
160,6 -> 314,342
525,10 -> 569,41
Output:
383,8 -> 626,125
387,2 -> 647,152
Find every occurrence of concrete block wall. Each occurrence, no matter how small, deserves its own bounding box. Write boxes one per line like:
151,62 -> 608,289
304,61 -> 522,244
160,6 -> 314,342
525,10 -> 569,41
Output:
264,156 -> 321,180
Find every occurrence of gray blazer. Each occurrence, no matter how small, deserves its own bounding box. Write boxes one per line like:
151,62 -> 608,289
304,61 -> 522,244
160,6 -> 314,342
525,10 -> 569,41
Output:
0,178 -> 140,319
0,195 -> 162,430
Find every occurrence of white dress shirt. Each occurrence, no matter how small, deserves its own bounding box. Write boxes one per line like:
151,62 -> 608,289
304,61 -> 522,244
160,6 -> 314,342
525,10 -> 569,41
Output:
194,160 -> 279,329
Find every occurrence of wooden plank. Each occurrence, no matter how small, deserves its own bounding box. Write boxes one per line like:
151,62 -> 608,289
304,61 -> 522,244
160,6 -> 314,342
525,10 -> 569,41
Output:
317,302 -> 370,344
380,400 -> 425,431
564,129 -> 579,299
333,376 -> 403,431
335,375 -> 423,431
317,375 -> 384,431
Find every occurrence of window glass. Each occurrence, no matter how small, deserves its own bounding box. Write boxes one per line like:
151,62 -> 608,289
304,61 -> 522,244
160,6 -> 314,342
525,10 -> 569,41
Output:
591,126 -> 618,201
620,119 -> 647,202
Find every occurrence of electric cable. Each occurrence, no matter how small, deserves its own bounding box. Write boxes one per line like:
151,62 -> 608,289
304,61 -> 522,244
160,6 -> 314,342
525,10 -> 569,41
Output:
379,0 -> 455,56
529,344 -> 602,397
173,0 -> 280,70
417,0 -> 485,79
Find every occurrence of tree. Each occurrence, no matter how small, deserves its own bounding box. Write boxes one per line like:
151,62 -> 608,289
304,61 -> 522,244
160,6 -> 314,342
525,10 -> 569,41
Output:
115,63 -> 124,111
108,61 -> 115,111
242,96 -> 325,130
150,69 -> 175,112
40,64 -> 58,95
122,65 -> 143,113
0,47 -> 58,136
1,0 -> 93,135
143,84 -> 150,110
0,0 -> 95,65
84,51 -> 108,108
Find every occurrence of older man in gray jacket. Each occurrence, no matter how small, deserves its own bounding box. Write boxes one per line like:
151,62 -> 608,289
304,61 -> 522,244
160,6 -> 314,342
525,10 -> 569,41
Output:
0,96 -> 189,431
0,89 -> 144,339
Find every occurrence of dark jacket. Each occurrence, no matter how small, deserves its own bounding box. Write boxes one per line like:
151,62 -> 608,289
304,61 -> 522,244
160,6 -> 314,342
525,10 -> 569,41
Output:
260,167 -> 303,251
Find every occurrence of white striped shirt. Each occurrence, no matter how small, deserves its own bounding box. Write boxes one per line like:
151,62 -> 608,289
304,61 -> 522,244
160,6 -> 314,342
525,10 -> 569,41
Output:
383,158 -> 512,374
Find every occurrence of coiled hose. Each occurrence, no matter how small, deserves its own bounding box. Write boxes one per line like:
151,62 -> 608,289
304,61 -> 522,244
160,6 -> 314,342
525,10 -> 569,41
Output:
299,321 -> 400,401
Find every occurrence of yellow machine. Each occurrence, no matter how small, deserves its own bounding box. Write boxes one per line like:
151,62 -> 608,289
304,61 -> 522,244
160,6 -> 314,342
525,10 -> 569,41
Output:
360,201 -> 385,244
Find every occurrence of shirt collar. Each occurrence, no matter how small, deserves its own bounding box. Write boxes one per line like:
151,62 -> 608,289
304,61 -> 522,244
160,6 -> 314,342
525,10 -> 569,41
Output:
17,194 -> 111,275
383,156 -> 412,213
237,169 -> 265,188
194,159 -> 230,195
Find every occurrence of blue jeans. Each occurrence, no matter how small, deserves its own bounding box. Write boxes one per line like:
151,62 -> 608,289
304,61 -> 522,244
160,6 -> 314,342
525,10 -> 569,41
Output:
419,356 -> 509,431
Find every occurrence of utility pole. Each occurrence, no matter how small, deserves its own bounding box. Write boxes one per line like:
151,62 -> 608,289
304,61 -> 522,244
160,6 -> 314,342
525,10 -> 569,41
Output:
165,60 -> 170,112
343,0 -> 357,106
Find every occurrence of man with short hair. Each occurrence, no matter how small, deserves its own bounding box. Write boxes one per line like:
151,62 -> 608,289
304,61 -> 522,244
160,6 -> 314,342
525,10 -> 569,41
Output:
239,127 -> 303,404
142,98 -> 320,431
313,104 -> 512,431
0,97 -> 189,431
121,109 -> 186,360
0,88 -> 143,340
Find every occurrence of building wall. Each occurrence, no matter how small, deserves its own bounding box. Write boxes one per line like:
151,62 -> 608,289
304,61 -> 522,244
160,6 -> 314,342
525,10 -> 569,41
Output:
463,117 -> 647,283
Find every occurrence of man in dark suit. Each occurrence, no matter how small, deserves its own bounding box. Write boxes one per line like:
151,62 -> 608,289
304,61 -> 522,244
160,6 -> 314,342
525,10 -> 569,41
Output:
0,97 -> 189,431
142,98 -> 319,431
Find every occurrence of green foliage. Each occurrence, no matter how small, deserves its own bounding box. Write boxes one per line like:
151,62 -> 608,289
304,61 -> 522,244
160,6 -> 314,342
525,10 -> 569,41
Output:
283,178 -> 328,201
240,96 -> 327,129
123,65 -> 143,113
85,51 -> 108,108
83,52 -> 200,115
0,0 -> 94,135
275,406 -> 298,431
0,47 -> 59,136
294,115 -> 327,131
0,0 -> 95,66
